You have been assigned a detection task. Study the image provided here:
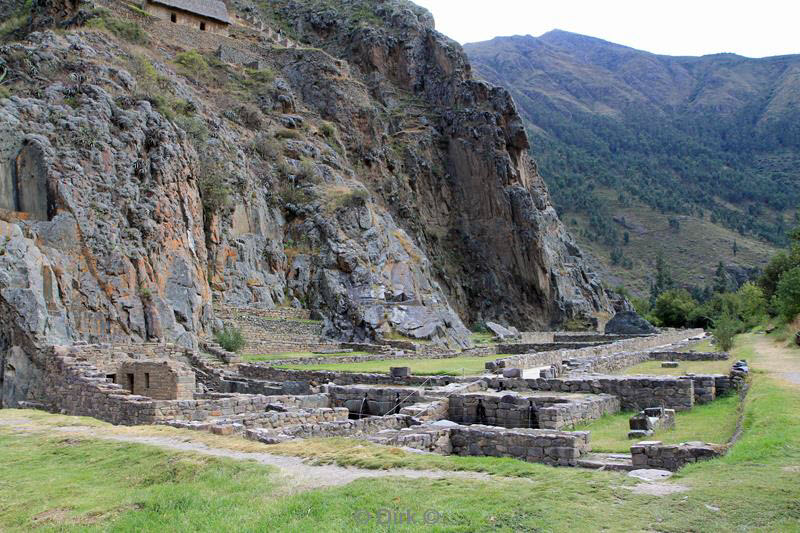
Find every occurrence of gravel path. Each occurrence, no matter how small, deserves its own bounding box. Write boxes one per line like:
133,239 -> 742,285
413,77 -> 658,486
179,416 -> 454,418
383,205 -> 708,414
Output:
0,419 -> 492,491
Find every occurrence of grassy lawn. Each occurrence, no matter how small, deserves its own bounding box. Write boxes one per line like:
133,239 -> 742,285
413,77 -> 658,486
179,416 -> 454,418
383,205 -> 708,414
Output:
242,351 -> 369,363
277,354 -> 501,376
573,393 -> 740,452
2,333 -> 800,531
469,332 -> 495,345
613,358 -> 733,376
681,338 -> 715,352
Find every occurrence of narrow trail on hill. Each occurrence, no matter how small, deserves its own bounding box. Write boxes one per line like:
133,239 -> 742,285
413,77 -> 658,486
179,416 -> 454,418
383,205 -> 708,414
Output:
0,419 -> 496,491
752,335 -> 800,387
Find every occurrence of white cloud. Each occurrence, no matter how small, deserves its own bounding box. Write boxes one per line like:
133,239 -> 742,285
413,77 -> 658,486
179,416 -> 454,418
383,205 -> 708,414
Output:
411,0 -> 799,58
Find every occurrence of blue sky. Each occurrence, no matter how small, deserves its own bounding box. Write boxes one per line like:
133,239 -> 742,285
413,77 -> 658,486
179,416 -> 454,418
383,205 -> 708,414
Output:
412,0 -> 799,58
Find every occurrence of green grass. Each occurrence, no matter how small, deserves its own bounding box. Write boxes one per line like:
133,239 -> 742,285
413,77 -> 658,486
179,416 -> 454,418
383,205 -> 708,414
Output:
278,355 -> 501,376
242,351 -> 369,363
469,332 -> 495,345
2,333 -> 800,531
613,358 -> 733,376
681,338 -> 716,352
574,393 -> 740,452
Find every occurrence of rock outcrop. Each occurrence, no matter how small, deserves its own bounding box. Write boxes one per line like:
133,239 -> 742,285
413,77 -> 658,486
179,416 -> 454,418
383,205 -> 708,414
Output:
605,311 -> 658,335
0,0 -> 612,356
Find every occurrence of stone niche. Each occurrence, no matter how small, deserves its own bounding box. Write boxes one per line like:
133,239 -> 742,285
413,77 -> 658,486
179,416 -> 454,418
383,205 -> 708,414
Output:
0,142 -> 51,221
114,360 -> 195,400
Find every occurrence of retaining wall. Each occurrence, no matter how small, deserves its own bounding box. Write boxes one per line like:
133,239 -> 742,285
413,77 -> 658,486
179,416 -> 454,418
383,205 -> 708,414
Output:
631,440 -> 724,471
490,375 -> 695,411
488,329 -> 705,372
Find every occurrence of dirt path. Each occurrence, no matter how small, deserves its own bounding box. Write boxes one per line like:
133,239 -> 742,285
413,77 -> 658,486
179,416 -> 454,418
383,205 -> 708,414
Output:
0,418 -> 493,491
752,335 -> 800,387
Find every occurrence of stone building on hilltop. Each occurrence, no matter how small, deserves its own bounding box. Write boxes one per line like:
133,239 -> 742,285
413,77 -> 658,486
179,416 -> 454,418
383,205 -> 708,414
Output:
140,0 -> 231,35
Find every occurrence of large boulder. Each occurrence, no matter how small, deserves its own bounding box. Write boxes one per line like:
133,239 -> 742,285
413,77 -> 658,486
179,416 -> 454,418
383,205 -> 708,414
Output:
605,311 -> 658,335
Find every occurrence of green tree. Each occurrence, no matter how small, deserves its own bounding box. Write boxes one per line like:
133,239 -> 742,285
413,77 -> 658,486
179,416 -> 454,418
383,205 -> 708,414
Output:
712,313 -> 740,352
649,253 -> 674,304
736,282 -> 767,327
713,261 -> 731,293
759,251 -> 796,302
652,289 -> 697,328
773,266 -> 800,322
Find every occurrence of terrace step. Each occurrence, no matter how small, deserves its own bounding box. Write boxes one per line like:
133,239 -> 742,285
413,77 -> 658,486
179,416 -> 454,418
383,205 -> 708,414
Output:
577,453 -> 636,471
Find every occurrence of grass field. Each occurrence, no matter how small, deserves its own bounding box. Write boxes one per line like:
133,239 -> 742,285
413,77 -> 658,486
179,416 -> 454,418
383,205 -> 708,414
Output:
1,334 -> 800,531
573,393 -> 741,452
613,358 -> 733,376
242,351 -> 369,363
277,354 -> 501,376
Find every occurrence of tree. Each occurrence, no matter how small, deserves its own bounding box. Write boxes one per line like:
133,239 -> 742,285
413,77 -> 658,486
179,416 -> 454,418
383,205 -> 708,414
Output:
736,282 -> 767,327
759,251 -> 796,302
712,313 -> 740,352
773,266 -> 800,322
733,240 -> 738,256
649,253 -> 674,304
652,289 -> 697,328
713,261 -> 731,294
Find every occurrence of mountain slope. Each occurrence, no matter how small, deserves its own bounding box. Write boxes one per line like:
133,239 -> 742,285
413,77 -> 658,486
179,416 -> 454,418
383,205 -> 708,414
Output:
464,31 -> 800,293
0,1 -> 613,354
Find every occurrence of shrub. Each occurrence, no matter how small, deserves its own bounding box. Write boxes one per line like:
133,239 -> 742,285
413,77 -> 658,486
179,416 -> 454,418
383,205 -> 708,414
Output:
296,157 -> 319,183
652,289 -> 697,328
252,134 -> 281,160
197,160 -> 231,221
0,0 -> 33,40
774,266 -> 800,322
236,104 -> 263,129
174,50 -> 209,75
275,128 -> 301,140
214,325 -> 245,353
278,185 -> 310,206
245,67 -> 276,84
712,313 -> 740,352
175,115 -> 208,146
86,10 -> 148,44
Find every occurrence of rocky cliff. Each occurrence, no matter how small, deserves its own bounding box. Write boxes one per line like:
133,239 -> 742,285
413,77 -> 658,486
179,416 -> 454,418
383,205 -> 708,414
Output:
0,0 -> 612,352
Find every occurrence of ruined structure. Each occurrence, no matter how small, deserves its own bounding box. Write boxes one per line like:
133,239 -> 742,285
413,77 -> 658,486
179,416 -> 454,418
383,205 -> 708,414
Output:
141,0 -> 230,35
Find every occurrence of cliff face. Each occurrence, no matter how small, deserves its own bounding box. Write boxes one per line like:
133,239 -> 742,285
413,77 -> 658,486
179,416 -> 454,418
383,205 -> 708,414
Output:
269,0 -> 612,328
0,0 -> 611,352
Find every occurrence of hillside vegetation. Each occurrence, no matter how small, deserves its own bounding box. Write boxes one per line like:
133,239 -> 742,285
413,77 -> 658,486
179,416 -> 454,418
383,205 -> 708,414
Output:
465,31 -> 800,294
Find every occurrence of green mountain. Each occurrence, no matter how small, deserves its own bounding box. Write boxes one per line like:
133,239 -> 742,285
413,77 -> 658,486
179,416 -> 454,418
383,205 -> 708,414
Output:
464,31 -> 800,294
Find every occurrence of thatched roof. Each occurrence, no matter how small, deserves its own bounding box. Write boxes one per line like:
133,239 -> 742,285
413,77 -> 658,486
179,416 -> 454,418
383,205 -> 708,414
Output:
150,0 -> 231,24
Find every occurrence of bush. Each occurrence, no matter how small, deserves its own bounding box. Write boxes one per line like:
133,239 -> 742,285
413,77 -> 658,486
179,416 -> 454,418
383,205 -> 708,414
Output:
252,134 -> 281,160
197,160 -> 231,221
214,326 -> 245,353
652,289 -> 697,328
275,128 -> 301,140
296,157 -> 320,183
774,266 -> 800,322
175,115 -> 208,146
712,313 -> 740,352
86,10 -> 148,44
236,104 -> 263,129
174,50 -> 209,75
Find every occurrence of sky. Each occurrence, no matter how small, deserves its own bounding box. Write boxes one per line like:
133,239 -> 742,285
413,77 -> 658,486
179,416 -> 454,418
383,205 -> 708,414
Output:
411,0 -> 800,58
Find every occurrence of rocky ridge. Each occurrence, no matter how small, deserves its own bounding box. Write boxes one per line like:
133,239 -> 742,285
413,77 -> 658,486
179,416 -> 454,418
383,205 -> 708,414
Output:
0,0 -> 612,353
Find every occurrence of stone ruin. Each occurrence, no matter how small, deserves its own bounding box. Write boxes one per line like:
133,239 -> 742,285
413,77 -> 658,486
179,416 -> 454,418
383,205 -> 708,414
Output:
0,309 -> 749,472
628,407 -> 675,439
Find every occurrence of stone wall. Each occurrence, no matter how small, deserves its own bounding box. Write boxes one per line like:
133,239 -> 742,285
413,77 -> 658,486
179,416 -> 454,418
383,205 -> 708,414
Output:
244,414 -> 416,443
493,375 -> 695,411
680,375 -> 719,404
447,392 -> 620,430
141,1 -> 229,36
631,440 -> 724,471
553,333 -> 646,343
488,329 -> 705,372
116,360 -> 195,400
647,351 -> 729,361
161,406 -> 349,434
237,365 -> 472,387
326,385 -> 427,416
450,425 -> 591,466
495,342 -> 606,355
